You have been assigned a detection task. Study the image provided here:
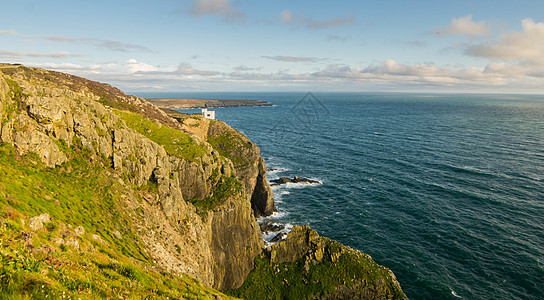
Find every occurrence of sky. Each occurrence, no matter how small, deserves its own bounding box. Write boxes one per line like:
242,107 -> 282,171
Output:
1,0 -> 544,94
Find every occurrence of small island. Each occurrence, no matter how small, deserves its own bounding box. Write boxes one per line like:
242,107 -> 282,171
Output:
147,98 -> 273,109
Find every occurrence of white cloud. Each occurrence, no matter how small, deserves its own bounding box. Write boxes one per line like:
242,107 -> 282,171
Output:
435,15 -> 490,37
466,18 -> 544,61
25,57 -> 544,93
126,59 -> 157,73
278,10 -> 355,29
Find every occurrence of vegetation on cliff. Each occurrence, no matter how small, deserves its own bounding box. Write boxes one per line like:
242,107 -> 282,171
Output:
0,63 -> 262,297
0,64 -> 405,299
226,226 -> 407,300
0,144 -> 230,299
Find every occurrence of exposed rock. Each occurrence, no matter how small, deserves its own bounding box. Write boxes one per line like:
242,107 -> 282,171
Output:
29,213 -> 51,231
270,176 -> 320,186
74,226 -> 85,236
260,222 -> 285,234
268,225 -> 323,264
246,225 -> 408,299
1,65 -> 406,299
269,232 -> 287,243
209,191 -> 264,290
207,120 -> 276,217
0,73 -> 7,132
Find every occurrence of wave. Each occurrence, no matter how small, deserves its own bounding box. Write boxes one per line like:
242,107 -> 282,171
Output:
450,289 -> 462,298
260,222 -> 293,246
443,163 -> 496,177
260,211 -> 289,220
267,168 -> 287,174
269,179 -> 323,190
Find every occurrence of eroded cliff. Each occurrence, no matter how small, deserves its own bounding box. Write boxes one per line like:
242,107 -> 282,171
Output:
0,64 -> 406,299
0,64 -> 265,292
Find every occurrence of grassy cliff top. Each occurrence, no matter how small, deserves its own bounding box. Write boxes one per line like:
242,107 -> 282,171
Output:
0,143 -> 233,299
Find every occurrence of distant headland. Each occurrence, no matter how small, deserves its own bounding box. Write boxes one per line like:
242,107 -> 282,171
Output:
146,97 -> 273,109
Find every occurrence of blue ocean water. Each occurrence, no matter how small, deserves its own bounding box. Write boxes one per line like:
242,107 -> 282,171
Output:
138,92 -> 544,299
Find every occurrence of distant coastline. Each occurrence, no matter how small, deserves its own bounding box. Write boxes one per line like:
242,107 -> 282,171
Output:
146,98 -> 273,109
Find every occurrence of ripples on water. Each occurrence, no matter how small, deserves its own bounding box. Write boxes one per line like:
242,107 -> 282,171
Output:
169,92 -> 544,300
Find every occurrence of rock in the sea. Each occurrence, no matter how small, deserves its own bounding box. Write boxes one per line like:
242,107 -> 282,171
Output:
269,176 -> 320,186
269,232 -> 286,243
259,222 -> 285,233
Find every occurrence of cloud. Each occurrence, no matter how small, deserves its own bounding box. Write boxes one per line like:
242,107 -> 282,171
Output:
279,10 -> 354,29
189,0 -> 245,22
0,30 -> 17,35
29,56 -> 544,93
262,55 -> 325,63
233,65 -> 262,71
435,15 -> 490,37
0,49 -> 82,59
126,59 -> 156,73
309,59 -> 516,88
465,18 -> 544,62
176,62 -> 221,76
42,35 -> 152,52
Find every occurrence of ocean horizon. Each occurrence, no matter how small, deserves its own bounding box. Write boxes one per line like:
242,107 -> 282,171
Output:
136,92 -> 544,300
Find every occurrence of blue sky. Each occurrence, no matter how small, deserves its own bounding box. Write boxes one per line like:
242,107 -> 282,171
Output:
1,0 -> 544,93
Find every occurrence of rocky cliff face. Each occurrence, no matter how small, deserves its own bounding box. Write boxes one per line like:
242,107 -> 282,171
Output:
0,64 -> 266,290
0,64 -> 406,299
229,225 -> 407,299
206,120 -> 276,217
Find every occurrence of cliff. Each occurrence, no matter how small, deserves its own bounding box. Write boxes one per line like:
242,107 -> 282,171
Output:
0,64 -> 405,299
0,63 -> 263,295
228,226 -> 407,300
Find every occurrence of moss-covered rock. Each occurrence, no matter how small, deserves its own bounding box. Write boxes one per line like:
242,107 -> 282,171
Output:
227,225 -> 407,300
207,120 -> 276,217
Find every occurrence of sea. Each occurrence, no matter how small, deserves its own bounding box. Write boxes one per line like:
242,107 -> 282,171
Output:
136,92 -> 544,300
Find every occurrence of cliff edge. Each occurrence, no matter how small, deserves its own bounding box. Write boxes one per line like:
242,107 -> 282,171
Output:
0,64 -> 405,299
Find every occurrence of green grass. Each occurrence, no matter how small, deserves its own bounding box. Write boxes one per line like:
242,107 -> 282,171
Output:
226,240 -> 406,300
0,143 -> 234,299
207,123 -> 254,167
115,110 -> 207,162
189,174 -> 243,214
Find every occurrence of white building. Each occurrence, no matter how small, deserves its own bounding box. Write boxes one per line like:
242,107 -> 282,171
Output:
201,108 -> 215,119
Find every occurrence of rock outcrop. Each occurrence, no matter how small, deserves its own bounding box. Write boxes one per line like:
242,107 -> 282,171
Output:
229,225 -> 408,299
206,120 -> 276,217
0,64 -> 264,290
0,63 -> 406,299
270,176 -> 321,186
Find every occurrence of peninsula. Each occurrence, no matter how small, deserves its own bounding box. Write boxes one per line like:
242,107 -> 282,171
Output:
0,64 -> 406,299
146,97 -> 273,109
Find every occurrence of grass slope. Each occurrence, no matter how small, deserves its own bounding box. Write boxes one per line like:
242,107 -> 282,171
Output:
0,143 -> 232,299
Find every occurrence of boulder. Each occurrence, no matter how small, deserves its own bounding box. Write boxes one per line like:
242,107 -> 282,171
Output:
29,213 -> 51,231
